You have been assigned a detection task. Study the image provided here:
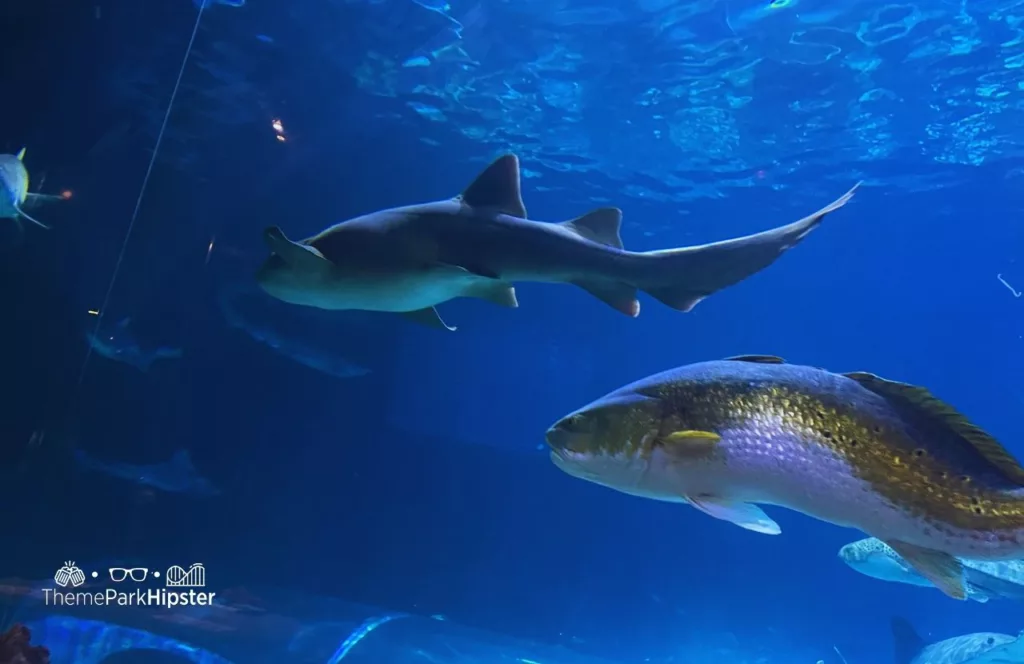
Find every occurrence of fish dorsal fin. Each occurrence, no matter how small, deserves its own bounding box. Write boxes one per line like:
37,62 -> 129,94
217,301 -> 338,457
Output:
724,354 -> 786,364
171,450 -> 194,469
16,148 -> 25,161
560,208 -> 624,249
891,618 -> 926,664
457,154 -> 528,218
844,371 -> 1024,484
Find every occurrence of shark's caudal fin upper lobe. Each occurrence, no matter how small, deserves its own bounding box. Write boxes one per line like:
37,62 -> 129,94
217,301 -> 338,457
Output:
632,184 -> 860,313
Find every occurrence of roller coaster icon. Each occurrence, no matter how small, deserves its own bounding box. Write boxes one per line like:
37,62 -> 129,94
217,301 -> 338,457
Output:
164,563 -> 206,588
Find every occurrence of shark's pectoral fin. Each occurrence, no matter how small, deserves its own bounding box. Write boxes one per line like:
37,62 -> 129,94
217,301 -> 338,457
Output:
685,494 -> 782,535
884,539 -> 966,600
463,280 -> 518,308
263,226 -> 329,272
570,279 -> 640,317
456,154 -> 528,218
401,307 -> 456,331
561,208 -> 624,249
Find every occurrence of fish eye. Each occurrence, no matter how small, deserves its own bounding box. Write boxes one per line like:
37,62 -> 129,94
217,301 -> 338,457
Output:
987,637 -> 995,645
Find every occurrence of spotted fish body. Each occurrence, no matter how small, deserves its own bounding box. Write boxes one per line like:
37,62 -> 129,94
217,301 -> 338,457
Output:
840,536 -> 1024,602
545,355 -> 1024,599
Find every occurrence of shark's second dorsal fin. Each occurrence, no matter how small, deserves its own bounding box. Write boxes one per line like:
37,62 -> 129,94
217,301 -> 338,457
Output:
561,208 -> 624,249
458,154 -> 528,218
16,148 -> 25,161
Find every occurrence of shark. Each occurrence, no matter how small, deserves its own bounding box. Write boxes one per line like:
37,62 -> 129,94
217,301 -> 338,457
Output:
86,316 -> 184,372
74,448 -> 221,496
892,617 -> 1024,664
0,148 -> 65,230
257,154 -> 859,330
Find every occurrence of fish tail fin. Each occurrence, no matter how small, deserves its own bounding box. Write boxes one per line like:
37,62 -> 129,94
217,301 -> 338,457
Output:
633,184 -> 859,313
15,206 -> 50,230
891,617 -> 925,664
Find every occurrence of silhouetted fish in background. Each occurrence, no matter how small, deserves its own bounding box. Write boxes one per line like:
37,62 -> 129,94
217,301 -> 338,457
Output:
546,354 -> 1024,600
257,154 -> 858,331
0,148 -> 65,230
86,317 -> 183,372
74,449 -> 220,496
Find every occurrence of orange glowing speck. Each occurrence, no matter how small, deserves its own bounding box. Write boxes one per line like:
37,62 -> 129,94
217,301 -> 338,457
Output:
60,189 -> 72,200
275,134 -> 286,142
87,310 -> 99,316
271,119 -> 284,133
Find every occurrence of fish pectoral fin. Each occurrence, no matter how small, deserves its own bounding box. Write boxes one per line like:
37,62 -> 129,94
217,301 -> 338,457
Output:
263,226 -> 329,272
660,430 -> 721,459
884,539 -> 966,600
456,154 -> 528,218
560,208 -> 624,249
463,280 -> 518,308
723,354 -> 786,364
842,372 -> 1024,486
15,206 -> 49,229
400,307 -> 456,331
569,279 -> 640,317
433,261 -> 500,281
685,495 -> 781,535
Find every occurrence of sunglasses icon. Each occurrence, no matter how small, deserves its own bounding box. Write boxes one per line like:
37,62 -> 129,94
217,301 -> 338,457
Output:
108,567 -> 148,582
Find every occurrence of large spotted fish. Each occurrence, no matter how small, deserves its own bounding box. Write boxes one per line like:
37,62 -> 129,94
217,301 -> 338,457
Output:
545,354 -> 1024,600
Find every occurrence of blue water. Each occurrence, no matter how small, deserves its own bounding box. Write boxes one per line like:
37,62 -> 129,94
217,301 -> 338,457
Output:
1,0 -> 1022,662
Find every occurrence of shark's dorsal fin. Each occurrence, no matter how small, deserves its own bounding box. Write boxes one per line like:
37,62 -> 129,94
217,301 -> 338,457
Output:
457,154 -> 527,218
171,450 -> 194,469
561,208 -> 624,249
16,148 -> 25,161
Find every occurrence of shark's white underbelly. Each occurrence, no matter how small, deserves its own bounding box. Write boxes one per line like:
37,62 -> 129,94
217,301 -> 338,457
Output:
272,267 -> 485,312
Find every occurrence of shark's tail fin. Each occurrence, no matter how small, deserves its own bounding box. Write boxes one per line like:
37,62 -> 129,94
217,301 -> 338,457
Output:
633,184 -> 859,313
891,617 -> 925,664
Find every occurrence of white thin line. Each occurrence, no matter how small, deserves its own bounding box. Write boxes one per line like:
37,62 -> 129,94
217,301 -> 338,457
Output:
75,5 -> 206,387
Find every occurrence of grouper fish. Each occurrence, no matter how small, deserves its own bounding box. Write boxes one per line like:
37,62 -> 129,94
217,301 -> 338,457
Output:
840,536 -> 1024,602
891,617 -> 1024,664
257,154 -> 858,330
545,354 -> 1024,600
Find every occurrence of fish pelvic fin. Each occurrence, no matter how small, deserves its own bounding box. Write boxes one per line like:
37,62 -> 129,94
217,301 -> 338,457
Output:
885,540 -> 966,600
16,148 -> 25,161
560,207 -> 624,249
842,371 -> 1024,486
685,494 -> 781,535
401,306 -> 456,331
15,206 -> 50,230
456,154 -> 528,218
463,280 -> 518,308
634,184 -> 859,313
